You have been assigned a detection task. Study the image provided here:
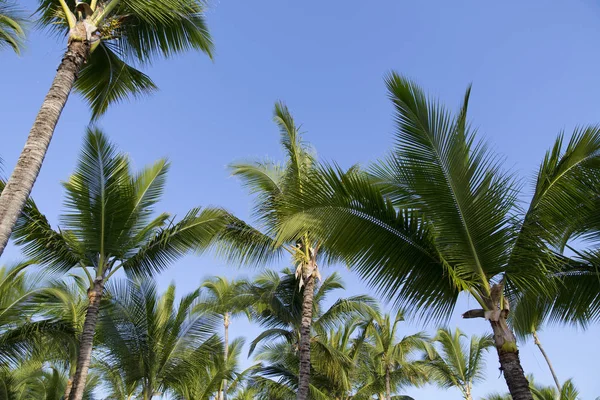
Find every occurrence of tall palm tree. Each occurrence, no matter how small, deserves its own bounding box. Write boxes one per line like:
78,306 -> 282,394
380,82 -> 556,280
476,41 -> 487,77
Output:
218,102 -> 336,400
354,311 -> 427,400
0,0 -> 24,54
97,279 -> 221,400
196,276 -> 253,400
276,74 -> 600,400
10,128 -> 227,400
0,0 -> 214,257
423,328 -> 493,400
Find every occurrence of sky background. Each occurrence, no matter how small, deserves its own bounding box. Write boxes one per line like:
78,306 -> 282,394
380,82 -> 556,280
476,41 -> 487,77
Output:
2,0 -> 600,398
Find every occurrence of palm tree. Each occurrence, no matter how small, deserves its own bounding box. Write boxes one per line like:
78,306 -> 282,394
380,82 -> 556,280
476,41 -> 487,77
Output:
0,0 -> 24,54
248,269 -> 376,358
248,269 -> 377,399
0,0 -> 214,257
218,102 -> 336,400
196,277 -> 253,400
171,337 -> 255,400
423,328 -> 493,400
10,128 -> 227,400
354,311 -> 428,400
97,279 -> 221,399
276,74 -> 600,400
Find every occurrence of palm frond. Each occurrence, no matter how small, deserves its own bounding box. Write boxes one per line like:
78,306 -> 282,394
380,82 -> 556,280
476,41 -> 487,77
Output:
121,207 -> 227,278
75,42 -> 157,119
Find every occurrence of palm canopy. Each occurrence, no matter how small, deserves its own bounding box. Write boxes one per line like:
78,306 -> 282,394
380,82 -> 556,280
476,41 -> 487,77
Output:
196,276 -> 253,319
97,279 -> 222,399
276,73 -> 600,324
0,0 -> 25,54
0,362 -> 99,400
34,0 -> 213,118
0,262 -> 74,366
217,101 -> 324,271
11,127 -> 227,285
247,269 -> 378,355
423,328 -> 493,399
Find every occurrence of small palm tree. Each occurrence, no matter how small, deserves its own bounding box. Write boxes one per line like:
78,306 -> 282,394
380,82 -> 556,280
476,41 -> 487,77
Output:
196,277 -> 253,400
97,279 -> 221,399
171,337 -> 254,400
249,270 -> 377,399
248,269 -> 376,357
423,328 -> 493,400
0,0 -> 214,258
11,128 -> 227,400
0,0 -> 24,54
277,74 -> 600,399
354,311 -> 428,400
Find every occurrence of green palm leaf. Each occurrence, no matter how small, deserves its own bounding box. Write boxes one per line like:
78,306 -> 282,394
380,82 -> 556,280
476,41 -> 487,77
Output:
0,0 -> 24,54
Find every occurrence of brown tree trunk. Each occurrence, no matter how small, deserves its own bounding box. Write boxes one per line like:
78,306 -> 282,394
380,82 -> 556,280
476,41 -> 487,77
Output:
490,319 -> 533,400
68,277 -> 104,400
222,312 -> 230,400
532,330 -> 561,391
0,38 -> 89,257
385,366 -> 391,400
296,261 -> 316,400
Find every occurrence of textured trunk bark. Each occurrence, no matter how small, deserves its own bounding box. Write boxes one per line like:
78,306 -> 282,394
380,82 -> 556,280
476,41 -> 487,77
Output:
490,319 -> 533,400
64,377 -> 73,399
68,278 -> 104,400
385,366 -> 391,400
223,312 -> 230,400
532,331 -> 561,391
0,38 -> 89,257
296,262 -> 316,400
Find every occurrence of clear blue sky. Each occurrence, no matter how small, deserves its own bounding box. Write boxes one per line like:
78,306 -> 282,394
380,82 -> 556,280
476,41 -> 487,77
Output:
2,0 -> 600,398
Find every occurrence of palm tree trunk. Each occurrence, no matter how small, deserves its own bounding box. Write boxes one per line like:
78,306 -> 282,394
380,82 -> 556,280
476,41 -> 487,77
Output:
296,262 -> 317,400
64,376 -> 73,399
68,277 -> 104,400
0,38 -> 89,257
464,384 -> 472,400
532,330 -> 561,391
489,319 -> 533,400
385,366 -> 391,400
223,312 -> 230,400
